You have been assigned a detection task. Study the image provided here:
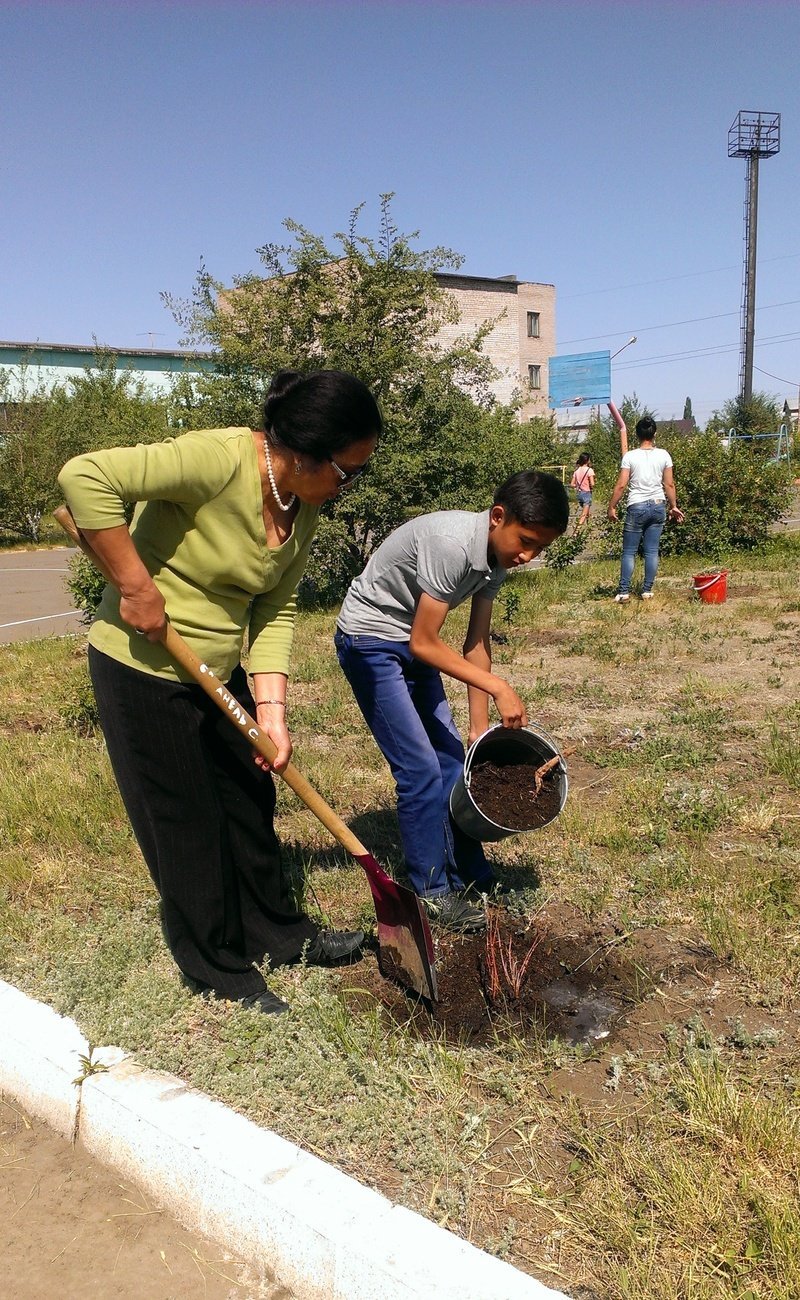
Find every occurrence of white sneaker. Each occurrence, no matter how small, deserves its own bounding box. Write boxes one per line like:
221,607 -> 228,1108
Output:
614,593 -> 630,604
641,592 -> 654,600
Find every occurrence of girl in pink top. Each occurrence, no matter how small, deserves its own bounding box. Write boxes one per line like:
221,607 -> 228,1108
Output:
570,453 -> 595,527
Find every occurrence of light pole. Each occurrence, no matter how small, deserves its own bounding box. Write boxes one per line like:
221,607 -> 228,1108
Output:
611,335 -> 637,361
609,337 -> 636,455
728,112 -> 780,405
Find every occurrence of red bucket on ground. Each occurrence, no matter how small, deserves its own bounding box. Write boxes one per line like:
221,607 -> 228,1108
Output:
692,569 -> 729,604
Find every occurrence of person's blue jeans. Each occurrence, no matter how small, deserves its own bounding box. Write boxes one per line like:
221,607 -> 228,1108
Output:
619,501 -> 667,595
334,630 -> 491,898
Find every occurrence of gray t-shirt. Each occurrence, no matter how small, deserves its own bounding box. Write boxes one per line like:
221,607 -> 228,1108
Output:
337,509 -> 507,641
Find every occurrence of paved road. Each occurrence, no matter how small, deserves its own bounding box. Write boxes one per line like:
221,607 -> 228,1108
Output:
0,547 -> 85,644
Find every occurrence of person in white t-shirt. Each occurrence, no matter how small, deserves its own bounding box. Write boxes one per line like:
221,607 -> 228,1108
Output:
607,416 -> 684,602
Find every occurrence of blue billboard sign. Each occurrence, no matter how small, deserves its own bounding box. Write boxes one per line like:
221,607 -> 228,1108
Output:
548,350 -> 611,408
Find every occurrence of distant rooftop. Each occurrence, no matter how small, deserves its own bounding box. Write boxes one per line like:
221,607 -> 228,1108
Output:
0,340 -> 214,361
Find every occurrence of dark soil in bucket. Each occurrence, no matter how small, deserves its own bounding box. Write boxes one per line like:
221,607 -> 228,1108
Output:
469,757 -> 563,830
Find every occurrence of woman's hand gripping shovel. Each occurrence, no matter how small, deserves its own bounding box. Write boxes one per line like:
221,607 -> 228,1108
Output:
55,506 -> 437,1003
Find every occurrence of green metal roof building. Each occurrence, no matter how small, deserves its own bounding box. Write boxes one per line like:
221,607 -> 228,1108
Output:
0,340 -> 216,397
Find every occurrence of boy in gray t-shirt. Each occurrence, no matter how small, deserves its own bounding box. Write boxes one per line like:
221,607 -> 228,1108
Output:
335,470 -> 568,932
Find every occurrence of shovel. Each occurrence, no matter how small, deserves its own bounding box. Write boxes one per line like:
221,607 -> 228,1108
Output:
55,505 -> 437,1002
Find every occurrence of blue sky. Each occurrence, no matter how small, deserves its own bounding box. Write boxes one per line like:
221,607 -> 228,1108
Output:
3,0 -> 799,423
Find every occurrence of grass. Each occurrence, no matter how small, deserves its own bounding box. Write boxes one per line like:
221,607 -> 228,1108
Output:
1,540 -> 800,1299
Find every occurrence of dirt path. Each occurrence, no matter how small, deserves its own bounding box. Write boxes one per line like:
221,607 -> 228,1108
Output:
0,1096 -> 291,1300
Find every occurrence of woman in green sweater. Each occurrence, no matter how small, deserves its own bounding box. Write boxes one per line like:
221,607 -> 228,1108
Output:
59,370 -> 382,1015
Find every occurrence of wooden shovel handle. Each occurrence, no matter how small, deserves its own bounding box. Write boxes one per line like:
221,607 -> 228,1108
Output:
55,506 -> 370,858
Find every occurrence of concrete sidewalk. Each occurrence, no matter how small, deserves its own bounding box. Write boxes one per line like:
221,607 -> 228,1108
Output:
0,979 -> 571,1300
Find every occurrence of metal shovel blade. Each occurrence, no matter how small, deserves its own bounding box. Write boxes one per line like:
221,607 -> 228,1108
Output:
355,851 -> 437,1001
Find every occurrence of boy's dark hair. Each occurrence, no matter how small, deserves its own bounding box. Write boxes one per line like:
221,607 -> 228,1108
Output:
493,470 -> 569,533
263,369 -> 383,460
636,416 -> 657,442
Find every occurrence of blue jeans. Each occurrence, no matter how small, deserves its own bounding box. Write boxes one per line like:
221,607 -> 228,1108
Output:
619,501 -> 667,594
334,630 -> 491,898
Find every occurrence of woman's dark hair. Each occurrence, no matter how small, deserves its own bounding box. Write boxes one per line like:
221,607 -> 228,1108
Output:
636,416 -> 657,442
493,470 -> 569,534
575,452 -> 592,466
263,369 -> 383,460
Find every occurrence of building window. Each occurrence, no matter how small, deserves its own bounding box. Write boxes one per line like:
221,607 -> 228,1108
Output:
527,311 -> 540,338
528,364 -> 541,389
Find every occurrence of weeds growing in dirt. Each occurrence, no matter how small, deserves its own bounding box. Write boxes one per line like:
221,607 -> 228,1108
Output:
766,723 -> 800,788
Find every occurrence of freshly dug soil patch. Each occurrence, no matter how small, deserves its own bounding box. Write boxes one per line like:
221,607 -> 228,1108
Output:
359,903 -> 721,1047
469,758 -> 563,830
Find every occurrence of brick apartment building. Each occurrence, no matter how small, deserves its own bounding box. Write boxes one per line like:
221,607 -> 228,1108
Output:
2,270 -> 556,420
433,272 -> 555,420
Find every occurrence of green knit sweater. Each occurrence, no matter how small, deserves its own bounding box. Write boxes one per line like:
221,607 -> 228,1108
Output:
58,428 -> 319,683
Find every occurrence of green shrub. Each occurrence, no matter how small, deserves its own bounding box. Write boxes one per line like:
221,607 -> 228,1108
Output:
592,512 -> 624,560
54,653 -> 100,735
65,552 -> 106,623
661,432 -> 793,556
543,528 -> 590,571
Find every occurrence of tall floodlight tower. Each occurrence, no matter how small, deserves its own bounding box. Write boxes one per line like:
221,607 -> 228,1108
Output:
728,111 -> 780,405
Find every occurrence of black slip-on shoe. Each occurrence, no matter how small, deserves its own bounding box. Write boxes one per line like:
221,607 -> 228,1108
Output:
238,989 -> 290,1016
304,929 -> 365,965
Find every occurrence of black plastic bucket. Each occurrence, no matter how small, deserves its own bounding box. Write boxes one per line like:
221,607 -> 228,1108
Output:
450,723 -> 568,842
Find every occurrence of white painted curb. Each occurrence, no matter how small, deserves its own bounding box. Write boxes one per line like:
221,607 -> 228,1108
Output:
0,979 -> 571,1300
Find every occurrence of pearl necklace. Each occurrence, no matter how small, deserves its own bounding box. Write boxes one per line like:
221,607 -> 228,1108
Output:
263,438 -> 296,513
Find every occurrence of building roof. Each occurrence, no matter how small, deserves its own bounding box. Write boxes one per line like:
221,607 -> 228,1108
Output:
434,272 -> 555,290
0,340 -> 214,364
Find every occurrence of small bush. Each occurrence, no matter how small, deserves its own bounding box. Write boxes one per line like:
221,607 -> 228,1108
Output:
55,656 -> 99,735
543,528 -> 590,571
592,512 -> 624,561
66,552 -> 106,623
660,432 -> 793,556
498,585 -> 522,626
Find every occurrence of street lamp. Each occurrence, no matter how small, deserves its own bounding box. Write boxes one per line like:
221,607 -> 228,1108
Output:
611,335 -> 637,360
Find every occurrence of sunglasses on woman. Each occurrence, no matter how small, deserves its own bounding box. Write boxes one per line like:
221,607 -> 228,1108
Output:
329,456 -> 367,486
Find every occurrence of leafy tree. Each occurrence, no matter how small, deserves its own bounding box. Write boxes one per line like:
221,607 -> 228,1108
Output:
683,396 -> 693,423
163,195 -> 494,423
0,370 -> 60,542
0,353 -> 169,543
518,415 -> 571,475
164,196 -> 531,589
708,391 -> 781,439
47,351 -> 170,462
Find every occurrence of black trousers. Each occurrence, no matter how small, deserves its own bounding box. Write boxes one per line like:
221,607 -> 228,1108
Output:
89,647 -> 317,998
